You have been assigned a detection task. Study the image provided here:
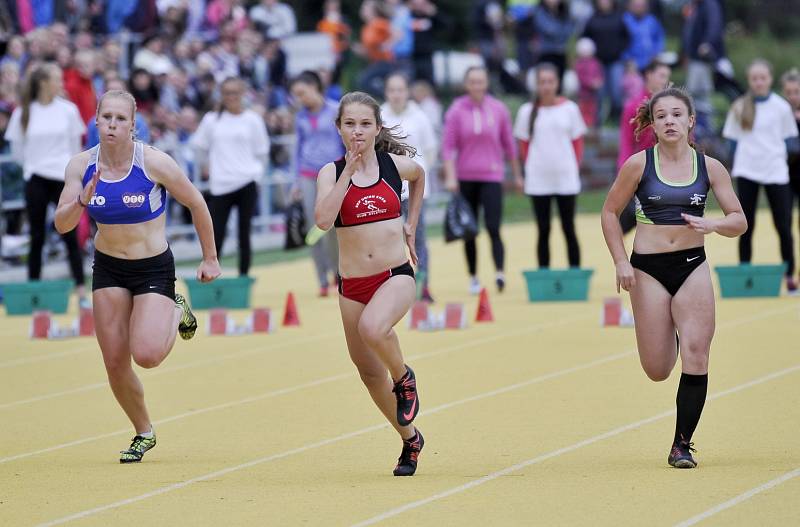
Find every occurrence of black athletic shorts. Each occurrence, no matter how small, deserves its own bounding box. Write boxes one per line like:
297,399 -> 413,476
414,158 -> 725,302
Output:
92,247 -> 176,300
630,246 -> 706,297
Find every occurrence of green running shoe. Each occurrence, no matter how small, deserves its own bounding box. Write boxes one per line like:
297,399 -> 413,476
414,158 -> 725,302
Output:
175,293 -> 197,340
119,433 -> 157,463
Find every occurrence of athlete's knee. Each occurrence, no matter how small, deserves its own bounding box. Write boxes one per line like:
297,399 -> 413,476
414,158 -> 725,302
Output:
680,341 -> 710,371
131,344 -> 166,369
640,354 -> 674,382
644,367 -> 671,382
357,319 -> 391,346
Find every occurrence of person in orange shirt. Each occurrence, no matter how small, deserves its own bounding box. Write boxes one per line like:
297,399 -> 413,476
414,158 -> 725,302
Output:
316,0 -> 352,85
356,0 -> 394,97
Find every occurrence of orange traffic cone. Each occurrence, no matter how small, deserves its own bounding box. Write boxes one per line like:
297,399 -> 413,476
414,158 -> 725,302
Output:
282,292 -> 300,327
475,287 -> 494,322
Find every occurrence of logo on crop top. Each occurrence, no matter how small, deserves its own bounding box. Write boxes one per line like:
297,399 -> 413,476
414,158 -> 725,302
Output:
689,193 -> 706,206
89,195 -> 106,206
122,193 -> 146,208
355,195 -> 388,218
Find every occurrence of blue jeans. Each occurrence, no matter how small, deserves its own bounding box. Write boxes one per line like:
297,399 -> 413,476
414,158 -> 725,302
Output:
599,61 -> 624,123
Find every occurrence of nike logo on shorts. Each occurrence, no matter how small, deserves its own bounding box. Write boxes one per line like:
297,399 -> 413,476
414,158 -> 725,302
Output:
149,285 -> 158,289
686,256 -> 700,262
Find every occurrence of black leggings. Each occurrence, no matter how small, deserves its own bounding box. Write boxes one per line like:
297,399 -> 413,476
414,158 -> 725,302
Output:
207,181 -> 257,276
459,181 -> 504,275
25,175 -> 85,284
530,194 -> 580,268
736,177 -> 794,276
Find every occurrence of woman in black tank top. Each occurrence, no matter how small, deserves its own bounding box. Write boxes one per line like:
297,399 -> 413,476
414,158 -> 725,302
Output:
601,87 -> 747,468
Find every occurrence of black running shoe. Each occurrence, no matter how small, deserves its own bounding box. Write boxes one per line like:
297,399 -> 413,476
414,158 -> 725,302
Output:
120,434 -> 157,463
496,277 -> 505,293
175,293 -> 197,340
668,440 -> 697,468
393,365 -> 419,426
393,429 -> 424,476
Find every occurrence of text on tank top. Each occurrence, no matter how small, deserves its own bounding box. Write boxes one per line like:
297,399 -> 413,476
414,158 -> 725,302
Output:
635,145 -> 710,225
82,142 -> 166,225
334,151 -> 403,228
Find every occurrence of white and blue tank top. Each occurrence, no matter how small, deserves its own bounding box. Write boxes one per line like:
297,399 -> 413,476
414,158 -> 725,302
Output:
635,145 -> 710,225
82,141 -> 166,225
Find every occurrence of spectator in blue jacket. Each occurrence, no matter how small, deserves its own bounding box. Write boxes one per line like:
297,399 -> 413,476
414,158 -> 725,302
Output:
622,0 -> 665,71
532,0 -> 574,84
289,71 -> 344,296
682,0 -> 725,141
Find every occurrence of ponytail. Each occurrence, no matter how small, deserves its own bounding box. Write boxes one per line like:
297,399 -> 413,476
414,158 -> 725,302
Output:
375,124 -> 417,156
736,59 -> 773,131
527,63 -> 559,139
21,63 -> 58,134
632,98 -> 653,142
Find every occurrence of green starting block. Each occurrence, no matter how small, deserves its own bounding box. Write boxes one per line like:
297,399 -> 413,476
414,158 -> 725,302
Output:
1,279 -> 73,315
714,264 -> 786,298
522,268 -> 594,302
183,276 -> 255,309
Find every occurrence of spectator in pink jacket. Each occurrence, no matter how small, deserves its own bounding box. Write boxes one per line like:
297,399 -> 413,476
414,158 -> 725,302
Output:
442,66 -> 522,294
616,59 -> 670,232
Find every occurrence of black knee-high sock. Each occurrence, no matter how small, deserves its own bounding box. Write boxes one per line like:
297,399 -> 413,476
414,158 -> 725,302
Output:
674,373 -> 708,444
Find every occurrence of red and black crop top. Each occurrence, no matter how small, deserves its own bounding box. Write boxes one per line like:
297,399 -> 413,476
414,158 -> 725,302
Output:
334,151 -> 403,228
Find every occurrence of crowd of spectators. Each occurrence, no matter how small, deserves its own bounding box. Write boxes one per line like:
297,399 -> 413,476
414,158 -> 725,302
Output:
0,0 -> 797,277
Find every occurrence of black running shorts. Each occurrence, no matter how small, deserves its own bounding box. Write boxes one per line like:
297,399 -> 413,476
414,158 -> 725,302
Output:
92,247 -> 176,300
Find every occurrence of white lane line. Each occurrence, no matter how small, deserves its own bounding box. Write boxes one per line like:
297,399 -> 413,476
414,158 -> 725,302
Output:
0,381 -> 109,410
1,315 -> 588,463
36,348 -> 634,527
350,364 -> 800,527
673,468 -> 800,527
0,331 -> 338,410
0,346 -> 97,369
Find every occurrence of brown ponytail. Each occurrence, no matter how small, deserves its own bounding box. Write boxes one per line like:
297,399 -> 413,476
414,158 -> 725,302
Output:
735,59 -> 773,131
336,91 -> 417,157
528,63 -> 559,138
20,63 -> 59,134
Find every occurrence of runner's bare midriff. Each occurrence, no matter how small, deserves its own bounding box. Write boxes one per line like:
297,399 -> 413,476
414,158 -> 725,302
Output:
633,223 -> 705,254
337,216 -> 407,277
93,214 -> 169,259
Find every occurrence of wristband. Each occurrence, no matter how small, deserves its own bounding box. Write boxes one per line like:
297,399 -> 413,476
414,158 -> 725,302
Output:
76,194 -> 87,208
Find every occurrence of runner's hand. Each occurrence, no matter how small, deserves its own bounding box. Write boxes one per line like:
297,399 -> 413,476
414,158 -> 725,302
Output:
81,167 -> 101,206
342,134 -> 364,179
197,258 -> 221,283
616,260 -> 636,293
682,213 -> 717,234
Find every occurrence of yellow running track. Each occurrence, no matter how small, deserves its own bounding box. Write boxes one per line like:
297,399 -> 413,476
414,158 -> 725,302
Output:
1,212 -> 798,526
